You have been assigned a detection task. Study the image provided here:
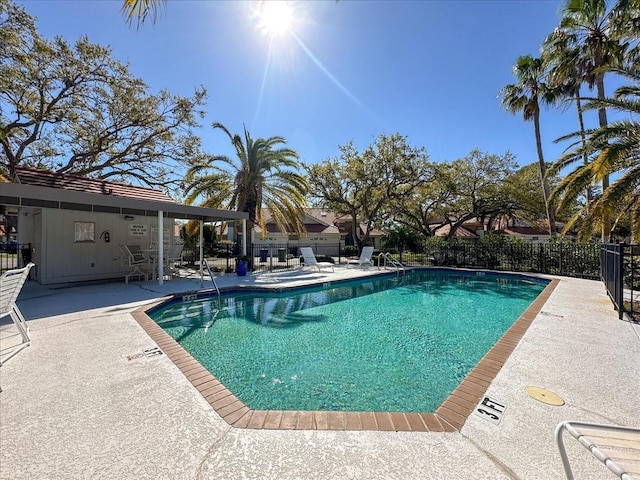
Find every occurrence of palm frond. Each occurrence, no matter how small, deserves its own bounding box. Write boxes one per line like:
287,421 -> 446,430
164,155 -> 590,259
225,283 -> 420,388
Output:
121,0 -> 166,28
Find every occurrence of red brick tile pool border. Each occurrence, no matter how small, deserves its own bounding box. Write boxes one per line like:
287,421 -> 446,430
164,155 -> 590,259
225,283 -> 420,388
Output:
132,277 -> 559,432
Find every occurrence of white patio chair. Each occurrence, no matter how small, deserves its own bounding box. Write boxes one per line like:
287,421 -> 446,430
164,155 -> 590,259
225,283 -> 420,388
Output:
347,246 -> 375,268
0,262 -> 35,366
556,420 -> 640,480
120,245 -> 151,283
163,244 -> 183,279
299,247 -> 334,272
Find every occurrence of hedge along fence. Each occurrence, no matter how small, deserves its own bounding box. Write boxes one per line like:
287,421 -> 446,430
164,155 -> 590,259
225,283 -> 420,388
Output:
387,236 -> 601,280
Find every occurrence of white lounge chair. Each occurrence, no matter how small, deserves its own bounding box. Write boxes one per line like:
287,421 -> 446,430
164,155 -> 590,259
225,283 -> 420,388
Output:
555,420 -> 640,480
120,245 -> 151,283
347,246 -> 374,268
299,247 -> 334,272
0,263 -> 35,366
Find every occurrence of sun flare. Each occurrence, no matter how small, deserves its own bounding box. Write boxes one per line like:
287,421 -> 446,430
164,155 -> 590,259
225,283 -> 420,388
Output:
255,1 -> 294,37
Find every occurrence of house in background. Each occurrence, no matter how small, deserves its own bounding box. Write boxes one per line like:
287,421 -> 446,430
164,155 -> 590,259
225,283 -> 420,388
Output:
252,208 -> 383,256
500,226 -> 556,243
427,215 -> 568,242
328,209 -> 384,249
495,216 -> 569,243
250,207 -> 569,253
1,167 -> 247,284
251,207 -> 571,255
253,208 -> 342,256
433,223 -> 478,238
426,215 -> 485,239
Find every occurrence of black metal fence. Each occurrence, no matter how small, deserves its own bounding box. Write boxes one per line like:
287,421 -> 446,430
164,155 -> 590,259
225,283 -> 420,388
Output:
601,243 -> 640,320
250,242 -> 343,272
180,242 -> 344,273
395,239 -> 601,279
0,243 -> 31,273
185,238 -> 602,279
180,241 -> 236,272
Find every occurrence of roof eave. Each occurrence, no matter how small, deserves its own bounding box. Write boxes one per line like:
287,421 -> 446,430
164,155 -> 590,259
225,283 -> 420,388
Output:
0,183 -> 248,222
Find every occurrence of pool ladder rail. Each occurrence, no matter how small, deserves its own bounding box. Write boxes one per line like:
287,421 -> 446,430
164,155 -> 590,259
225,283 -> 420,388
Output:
202,258 -> 222,311
378,252 -> 405,276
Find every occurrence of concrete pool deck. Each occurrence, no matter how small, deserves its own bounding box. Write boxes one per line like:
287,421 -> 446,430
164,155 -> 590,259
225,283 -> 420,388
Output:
1,267 -> 639,479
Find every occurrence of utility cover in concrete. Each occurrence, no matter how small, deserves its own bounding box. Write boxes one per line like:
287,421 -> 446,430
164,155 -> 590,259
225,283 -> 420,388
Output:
525,386 -> 564,406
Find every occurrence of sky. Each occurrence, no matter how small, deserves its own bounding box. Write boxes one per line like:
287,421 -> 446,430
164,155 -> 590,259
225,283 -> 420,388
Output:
17,0 -> 612,175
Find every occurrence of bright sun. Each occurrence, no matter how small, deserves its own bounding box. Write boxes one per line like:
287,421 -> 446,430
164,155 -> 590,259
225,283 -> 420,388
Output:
256,1 -> 294,37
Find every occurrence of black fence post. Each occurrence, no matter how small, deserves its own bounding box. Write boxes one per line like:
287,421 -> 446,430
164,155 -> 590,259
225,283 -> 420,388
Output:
509,243 -> 514,271
601,243 -> 625,320
630,245 -> 639,319
618,243 -> 625,319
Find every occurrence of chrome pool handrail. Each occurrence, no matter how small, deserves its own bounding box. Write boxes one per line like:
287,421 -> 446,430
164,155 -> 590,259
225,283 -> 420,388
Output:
378,252 -> 405,276
202,258 -> 221,309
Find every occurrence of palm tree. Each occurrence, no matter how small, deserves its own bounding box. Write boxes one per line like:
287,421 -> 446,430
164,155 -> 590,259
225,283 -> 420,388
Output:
499,55 -> 559,236
553,0 -> 640,241
184,123 -> 309,241
543,30 -> 594,207
183,167 -> 232,210
552,67 -> 640,241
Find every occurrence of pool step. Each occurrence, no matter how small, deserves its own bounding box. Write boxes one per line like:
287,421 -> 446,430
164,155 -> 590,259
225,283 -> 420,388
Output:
155,307 -> 228,329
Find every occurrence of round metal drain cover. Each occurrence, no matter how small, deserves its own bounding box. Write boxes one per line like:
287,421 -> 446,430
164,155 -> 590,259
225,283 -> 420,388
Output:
525,386 -> 565,406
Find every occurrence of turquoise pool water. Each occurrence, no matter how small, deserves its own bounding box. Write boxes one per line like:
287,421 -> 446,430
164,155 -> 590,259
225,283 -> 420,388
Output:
150,271 -> 547,412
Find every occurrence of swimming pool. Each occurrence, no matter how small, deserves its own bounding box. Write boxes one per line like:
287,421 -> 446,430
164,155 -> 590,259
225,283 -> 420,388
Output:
150,270 -> 547,413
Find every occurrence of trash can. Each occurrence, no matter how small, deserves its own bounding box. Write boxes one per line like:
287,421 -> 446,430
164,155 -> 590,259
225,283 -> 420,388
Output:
277,248 -> 286,262
259,249 -> 268,262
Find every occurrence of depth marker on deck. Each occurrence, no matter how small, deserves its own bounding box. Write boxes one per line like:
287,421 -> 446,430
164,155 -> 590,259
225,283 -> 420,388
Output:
127,347 -> 164,361
474,396 -> 506,425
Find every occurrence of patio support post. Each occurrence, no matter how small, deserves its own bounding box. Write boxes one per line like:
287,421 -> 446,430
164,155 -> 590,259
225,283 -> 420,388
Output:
242,219 -> 247,256
199,220 -> 204,288
157,211 -> 164,285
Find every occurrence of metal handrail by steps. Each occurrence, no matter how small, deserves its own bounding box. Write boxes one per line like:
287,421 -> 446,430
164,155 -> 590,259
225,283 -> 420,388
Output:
202,258 -> 221,309
378,252 -> 405,275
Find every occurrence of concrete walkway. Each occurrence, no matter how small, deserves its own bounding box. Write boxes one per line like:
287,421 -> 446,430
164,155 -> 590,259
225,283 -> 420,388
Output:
1,268 -> 639,479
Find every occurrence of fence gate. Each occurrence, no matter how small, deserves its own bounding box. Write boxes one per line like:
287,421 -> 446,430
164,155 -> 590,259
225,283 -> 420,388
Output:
0,243 -> 31,274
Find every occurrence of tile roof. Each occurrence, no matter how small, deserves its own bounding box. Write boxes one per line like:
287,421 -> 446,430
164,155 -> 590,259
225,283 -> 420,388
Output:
306,208 -> 340,225
14,167 -> 175,204
502,226 -> 551,236
434,224 -> 478,237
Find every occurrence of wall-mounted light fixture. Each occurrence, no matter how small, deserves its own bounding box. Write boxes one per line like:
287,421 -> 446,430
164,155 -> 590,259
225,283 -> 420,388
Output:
124,215 -> 134,221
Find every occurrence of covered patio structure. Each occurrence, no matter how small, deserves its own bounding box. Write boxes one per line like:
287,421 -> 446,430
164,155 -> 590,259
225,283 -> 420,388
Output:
0,168 -> 249,285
